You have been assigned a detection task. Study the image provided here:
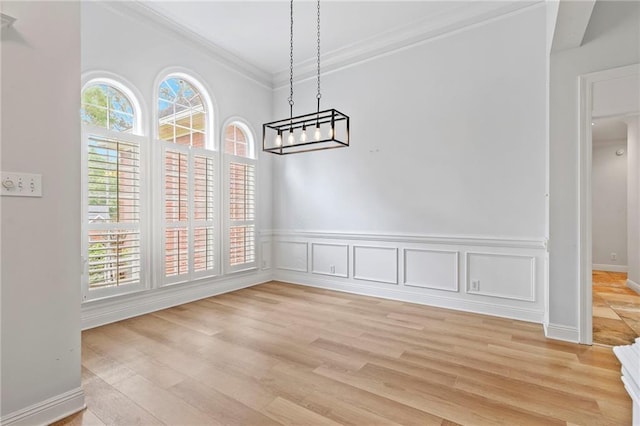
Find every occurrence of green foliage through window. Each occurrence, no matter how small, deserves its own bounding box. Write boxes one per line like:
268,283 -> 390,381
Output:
82,83 -> 135,132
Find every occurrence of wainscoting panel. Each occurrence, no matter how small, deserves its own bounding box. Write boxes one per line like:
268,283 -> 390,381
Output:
312,243 -> 348,277
272,230 -> 547,324
403,249 -> 459,292
353,245 -> 398,284
275,241 -> 308,272
466,252 -> 535,301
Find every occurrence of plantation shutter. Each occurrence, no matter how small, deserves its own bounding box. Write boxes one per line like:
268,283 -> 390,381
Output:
84,133 -> 144,299
193,153 -> 216,275
162,144 -> 218,284
163,147 -> 189,282
226,157 -> 256,272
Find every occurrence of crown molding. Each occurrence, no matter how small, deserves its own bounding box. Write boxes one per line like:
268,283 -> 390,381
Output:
101,1 -> 273,89
96,0 -> 542,91
1,13 -> 16,28
273,1 -> 542,88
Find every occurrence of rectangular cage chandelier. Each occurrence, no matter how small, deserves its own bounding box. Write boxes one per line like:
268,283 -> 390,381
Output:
263,108 -> 349,154
263,0 -> 350,155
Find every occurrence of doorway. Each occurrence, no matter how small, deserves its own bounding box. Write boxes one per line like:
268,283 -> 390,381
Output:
579,63 -> 640,345
591,117 -> 637,345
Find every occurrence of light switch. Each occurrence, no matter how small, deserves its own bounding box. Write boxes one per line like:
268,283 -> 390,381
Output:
1,172 -> 42,197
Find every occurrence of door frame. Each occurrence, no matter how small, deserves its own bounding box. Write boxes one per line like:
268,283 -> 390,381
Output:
578,63 -> 640,344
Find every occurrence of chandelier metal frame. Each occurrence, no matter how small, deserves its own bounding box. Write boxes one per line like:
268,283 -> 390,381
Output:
262,0 -> 350,155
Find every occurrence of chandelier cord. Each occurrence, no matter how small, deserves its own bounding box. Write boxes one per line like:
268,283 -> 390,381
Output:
316,0 -> 321,113
288,0 -> 294,121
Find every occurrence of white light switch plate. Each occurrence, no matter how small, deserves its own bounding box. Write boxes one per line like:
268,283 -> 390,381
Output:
1,172 -> 42,197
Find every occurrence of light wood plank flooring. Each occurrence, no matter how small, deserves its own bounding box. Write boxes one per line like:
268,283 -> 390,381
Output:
56,281 -> 630,425
593,270 -> 640,346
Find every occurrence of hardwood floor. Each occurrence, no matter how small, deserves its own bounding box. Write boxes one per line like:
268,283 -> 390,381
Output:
593,270 -> 640,346
55,281 -> 630,425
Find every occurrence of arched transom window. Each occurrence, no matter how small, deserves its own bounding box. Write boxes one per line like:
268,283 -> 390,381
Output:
158,77 -> 207,148
225,123 -> 251,158
81,83 -> 136,133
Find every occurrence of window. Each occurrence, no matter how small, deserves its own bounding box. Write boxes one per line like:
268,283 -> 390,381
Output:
158,77 -> 206,147
224,122 -> 256,272
81,80 -> 145,300
82,83 -> 135,133
157,75 -> 218,284
81,72 -> 259,303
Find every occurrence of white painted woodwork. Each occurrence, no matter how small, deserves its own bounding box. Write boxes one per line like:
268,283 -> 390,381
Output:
576,66 -> 640,344
353,246 -> 398,284
273,231 -> 547,323
275,241 -> 309,272
551,0 -> 640,340
466,253 -> 535,301
134,1 -> 540,87
403,249 -> 459,292
614,338 -> 640,425
311,243 -> 348,278
627,117 -> 640,294
82,271 -> 272,330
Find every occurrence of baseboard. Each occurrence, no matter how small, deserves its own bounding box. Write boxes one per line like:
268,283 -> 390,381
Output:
82,271 -> 272,329
275,271 -> 544,323
628,279 -> 640,295
1,387 -> 85,426
544,322 -> 580,343
593,264 -> 628,273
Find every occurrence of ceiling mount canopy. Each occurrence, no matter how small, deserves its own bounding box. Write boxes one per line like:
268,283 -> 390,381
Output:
263,0 -> 350,155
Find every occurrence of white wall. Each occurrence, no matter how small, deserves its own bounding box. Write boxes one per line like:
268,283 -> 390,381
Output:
592,140 -> 628,270
549,0 -> 640,329
1,1 -> 85,423
271,4 -> 549,323
628,117 -> 640,286
273,5 -> 547,239
80,2 -> 274,328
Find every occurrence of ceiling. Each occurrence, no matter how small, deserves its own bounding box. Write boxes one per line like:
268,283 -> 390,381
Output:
138,1 -> 540,85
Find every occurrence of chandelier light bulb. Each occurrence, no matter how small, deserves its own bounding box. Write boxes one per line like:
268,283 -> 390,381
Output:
275,131 -> 282,147
328,126 -> 334,139
314,125 -> 321,141
288,129 -> 295,145
300,125 -> 307,142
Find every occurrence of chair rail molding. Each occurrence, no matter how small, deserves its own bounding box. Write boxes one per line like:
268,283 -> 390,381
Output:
271,229 -> 547,249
